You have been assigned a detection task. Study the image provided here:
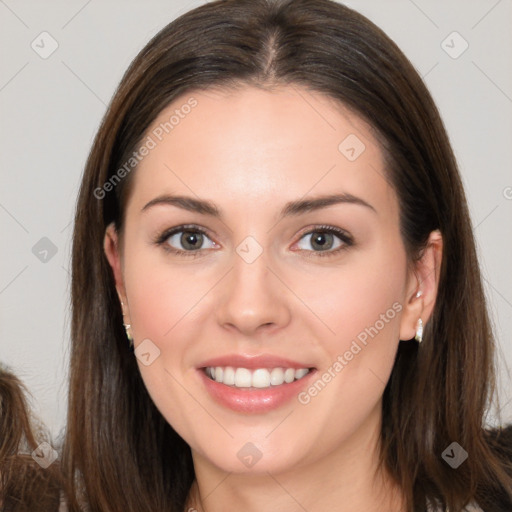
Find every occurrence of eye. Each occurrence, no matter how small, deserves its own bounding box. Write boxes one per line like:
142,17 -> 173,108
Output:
154,224 -> 353,259
295,226 -> 353,257
155,224 -> 217,256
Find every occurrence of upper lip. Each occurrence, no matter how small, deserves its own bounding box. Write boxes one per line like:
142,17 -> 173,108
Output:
198,353 -> 315,370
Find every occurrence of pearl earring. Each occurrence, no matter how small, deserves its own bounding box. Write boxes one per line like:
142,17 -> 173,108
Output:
121,300 -> 134,347
415,317 -> 423,343
414,290 -> 423,343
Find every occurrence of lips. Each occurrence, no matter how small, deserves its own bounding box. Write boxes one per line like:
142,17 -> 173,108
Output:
199,353 -> 314,370
196,353 -> 317,413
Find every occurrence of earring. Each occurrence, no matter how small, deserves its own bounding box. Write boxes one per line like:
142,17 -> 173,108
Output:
415,317 -> 423,343
121,301 -> 134,347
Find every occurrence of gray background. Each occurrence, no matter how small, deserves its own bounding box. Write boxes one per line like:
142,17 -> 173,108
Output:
1,0 -> 511,438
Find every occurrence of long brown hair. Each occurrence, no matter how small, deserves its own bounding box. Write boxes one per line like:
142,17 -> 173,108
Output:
0,366 -> 63,511
64,0 -> 512,510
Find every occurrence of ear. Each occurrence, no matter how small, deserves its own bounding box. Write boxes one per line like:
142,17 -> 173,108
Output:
103,222 -> 126,303
399,229 -> 443,341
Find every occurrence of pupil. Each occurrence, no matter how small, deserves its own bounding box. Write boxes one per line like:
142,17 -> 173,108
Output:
182,231 -> 202,250
312,232 -> 332,250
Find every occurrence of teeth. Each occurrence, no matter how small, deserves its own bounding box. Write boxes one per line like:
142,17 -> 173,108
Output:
252,368 -> 271,388
234,368 -> 252,387
294,368 -> 309,379
223,366 -> 235,385
204,366 -> 311,388
285,368 -> 297,383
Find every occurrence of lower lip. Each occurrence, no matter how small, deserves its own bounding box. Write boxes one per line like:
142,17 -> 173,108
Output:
197,368 -> 317,413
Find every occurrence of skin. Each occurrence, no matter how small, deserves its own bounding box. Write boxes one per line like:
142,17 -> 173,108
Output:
104,84 -> 442,512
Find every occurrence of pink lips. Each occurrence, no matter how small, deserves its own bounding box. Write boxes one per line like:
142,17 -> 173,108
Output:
197,353 -> 316,414
199,353 -> 313,370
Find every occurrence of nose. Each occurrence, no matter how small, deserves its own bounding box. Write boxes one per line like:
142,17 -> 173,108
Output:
215,244 -> 292,337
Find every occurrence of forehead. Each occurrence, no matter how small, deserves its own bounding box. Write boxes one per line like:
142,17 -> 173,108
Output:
128,84 -> 397,219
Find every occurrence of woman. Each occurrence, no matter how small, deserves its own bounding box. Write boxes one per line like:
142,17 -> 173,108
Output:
2,0 -> 511,510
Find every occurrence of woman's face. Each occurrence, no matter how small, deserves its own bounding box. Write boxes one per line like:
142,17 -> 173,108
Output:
104,85 -> 430,475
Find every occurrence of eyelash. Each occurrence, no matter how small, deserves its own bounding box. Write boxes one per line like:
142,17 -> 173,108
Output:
153,224 -> 354,259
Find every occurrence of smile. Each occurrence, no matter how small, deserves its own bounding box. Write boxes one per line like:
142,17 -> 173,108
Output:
204,366 -> 311,388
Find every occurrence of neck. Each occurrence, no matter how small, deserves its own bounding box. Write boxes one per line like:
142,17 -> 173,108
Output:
185,403 -> 406,512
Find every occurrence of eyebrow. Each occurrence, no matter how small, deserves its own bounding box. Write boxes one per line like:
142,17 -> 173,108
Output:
140,192 -> 377,218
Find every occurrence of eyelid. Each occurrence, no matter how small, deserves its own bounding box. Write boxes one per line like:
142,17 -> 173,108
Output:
295,224 -> 353,242
155,224 -> 214,242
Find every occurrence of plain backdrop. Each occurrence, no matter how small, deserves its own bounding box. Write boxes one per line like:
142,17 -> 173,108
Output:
1,0 -> 511,439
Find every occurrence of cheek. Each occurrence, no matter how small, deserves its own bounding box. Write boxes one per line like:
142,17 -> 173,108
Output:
295,239 -> 406,352
124,251 -> 210,344
122,255 -> 214,439
288,243 -> 405,449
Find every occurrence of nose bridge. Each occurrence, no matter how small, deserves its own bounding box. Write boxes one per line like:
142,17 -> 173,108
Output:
233,236 -> 270,292
215,233 -> 291,334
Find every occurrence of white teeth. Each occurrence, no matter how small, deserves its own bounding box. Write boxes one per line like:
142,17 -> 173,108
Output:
223,366 -> 235,385
234,368 -> 252,387
270,368 -> 285,385
295,368 -> 309,380
252,369 -> 271,388
204,366 -> 311,388
284,368 -> 296,383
